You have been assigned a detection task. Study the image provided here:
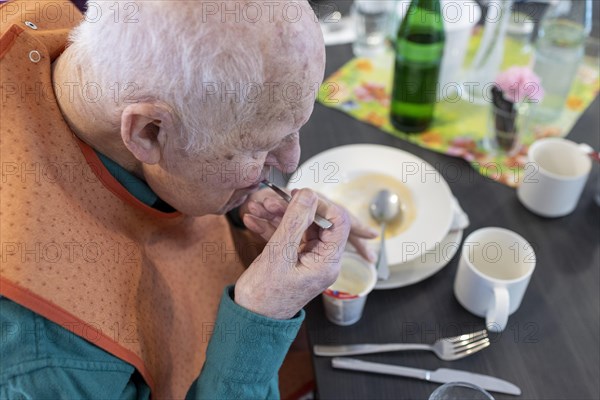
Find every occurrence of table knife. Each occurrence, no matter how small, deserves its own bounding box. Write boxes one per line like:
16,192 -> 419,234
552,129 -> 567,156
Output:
331,357 -> 521,396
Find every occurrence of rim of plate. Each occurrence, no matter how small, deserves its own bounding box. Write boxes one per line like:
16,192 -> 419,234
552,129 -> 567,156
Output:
375,229 -> 463,290
287,144 -> 454,264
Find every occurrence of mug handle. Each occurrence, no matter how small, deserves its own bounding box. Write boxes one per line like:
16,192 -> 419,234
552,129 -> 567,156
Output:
486,287 -> 509,332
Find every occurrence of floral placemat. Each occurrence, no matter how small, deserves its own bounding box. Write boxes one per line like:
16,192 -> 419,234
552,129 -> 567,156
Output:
317,35 -> 600,187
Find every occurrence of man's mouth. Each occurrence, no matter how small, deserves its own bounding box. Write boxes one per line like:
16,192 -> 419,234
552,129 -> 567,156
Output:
242,170 -> 271,190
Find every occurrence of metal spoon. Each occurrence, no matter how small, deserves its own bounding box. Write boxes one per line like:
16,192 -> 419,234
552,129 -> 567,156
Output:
369,189 -> 401,280
261,180 -> 333,229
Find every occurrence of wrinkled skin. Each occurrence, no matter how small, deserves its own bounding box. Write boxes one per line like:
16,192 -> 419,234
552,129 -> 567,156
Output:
53,0 -> 377,319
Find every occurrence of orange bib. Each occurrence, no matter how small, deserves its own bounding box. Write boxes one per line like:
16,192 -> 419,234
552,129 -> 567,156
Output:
0,2 -> 258,397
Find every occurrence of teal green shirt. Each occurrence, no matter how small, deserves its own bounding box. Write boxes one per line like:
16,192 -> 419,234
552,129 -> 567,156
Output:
0,152 -> 304,399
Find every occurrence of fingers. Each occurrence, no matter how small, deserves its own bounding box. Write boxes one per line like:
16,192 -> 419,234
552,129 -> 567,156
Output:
244,197 -> 287,222
261,188 -> 374,266
263,196 -> 287,216
246,200 -> 272,220
348,235 -> 378,263
242,195 -> 287,242
316,193 -> 377,239
291,189 -> 378,239
305,199 -> 352,266
289,188 -> 351,245
348,213 -> 379,239
270,189 -> 319,264
243,214 -> 278,241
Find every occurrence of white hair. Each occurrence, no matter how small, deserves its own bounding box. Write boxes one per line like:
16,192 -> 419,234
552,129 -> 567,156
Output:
68,1 -> 265,154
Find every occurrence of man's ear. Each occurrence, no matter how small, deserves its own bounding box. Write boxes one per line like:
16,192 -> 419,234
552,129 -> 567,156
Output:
120,102 -> 175,165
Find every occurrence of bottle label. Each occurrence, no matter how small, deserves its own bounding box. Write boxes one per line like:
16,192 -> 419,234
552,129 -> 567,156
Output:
396,40 -> 444,64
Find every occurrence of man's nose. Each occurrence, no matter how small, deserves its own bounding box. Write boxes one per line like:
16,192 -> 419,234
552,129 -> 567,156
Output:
266,138 -> 300,174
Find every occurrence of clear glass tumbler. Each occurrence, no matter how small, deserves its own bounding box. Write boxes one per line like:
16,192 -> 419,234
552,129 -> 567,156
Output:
532,0 -> 592,121
429,382 -> 495,400
351,0 -> 394,58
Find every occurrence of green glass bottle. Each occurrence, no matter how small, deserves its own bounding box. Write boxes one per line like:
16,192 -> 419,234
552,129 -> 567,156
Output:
390,0 -> 445,133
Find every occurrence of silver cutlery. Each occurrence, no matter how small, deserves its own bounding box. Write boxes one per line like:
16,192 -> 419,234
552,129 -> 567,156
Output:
314,329 -> 490,361
369,189 -> 401,280
331,357 -> 521,396
261,180 -> 333,229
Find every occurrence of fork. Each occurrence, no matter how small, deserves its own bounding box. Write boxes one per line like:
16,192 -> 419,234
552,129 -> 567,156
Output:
313,330 -> 490,361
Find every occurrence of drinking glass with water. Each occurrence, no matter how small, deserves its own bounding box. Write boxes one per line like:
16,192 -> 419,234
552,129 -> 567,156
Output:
533,0 -> 592,121
352,0 -> 395,57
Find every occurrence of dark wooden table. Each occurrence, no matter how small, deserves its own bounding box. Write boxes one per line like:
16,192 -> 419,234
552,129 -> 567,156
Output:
293,5 -> 600,399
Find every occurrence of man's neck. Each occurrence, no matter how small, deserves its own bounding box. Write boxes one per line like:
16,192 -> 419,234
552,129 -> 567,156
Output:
52,49 -> 144,178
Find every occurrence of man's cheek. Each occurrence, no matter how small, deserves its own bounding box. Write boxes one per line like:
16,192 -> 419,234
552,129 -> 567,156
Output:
239,160 -> 264,184
198,162 -> 220,185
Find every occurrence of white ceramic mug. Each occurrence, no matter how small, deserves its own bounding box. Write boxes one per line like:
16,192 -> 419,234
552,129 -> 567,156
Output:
517,138 -> 592,217
454,227 -> 536,332
322,252 -> 376,326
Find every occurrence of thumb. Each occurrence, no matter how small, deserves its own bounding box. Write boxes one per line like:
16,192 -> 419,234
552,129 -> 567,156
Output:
269,189 -> 319,256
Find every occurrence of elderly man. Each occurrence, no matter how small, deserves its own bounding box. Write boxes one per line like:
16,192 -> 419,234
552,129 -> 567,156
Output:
0,0 -> 377,398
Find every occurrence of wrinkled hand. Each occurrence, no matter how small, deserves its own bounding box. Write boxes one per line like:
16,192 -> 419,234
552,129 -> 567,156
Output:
239,188 -> 378,263
234,189 -> 352,319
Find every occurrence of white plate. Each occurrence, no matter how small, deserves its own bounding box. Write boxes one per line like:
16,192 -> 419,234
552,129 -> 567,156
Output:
375,229 -> 463,290
287,144 -> 454,264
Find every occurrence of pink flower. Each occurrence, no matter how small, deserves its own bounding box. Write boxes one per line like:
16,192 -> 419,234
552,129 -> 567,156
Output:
495,66 -> 544,103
